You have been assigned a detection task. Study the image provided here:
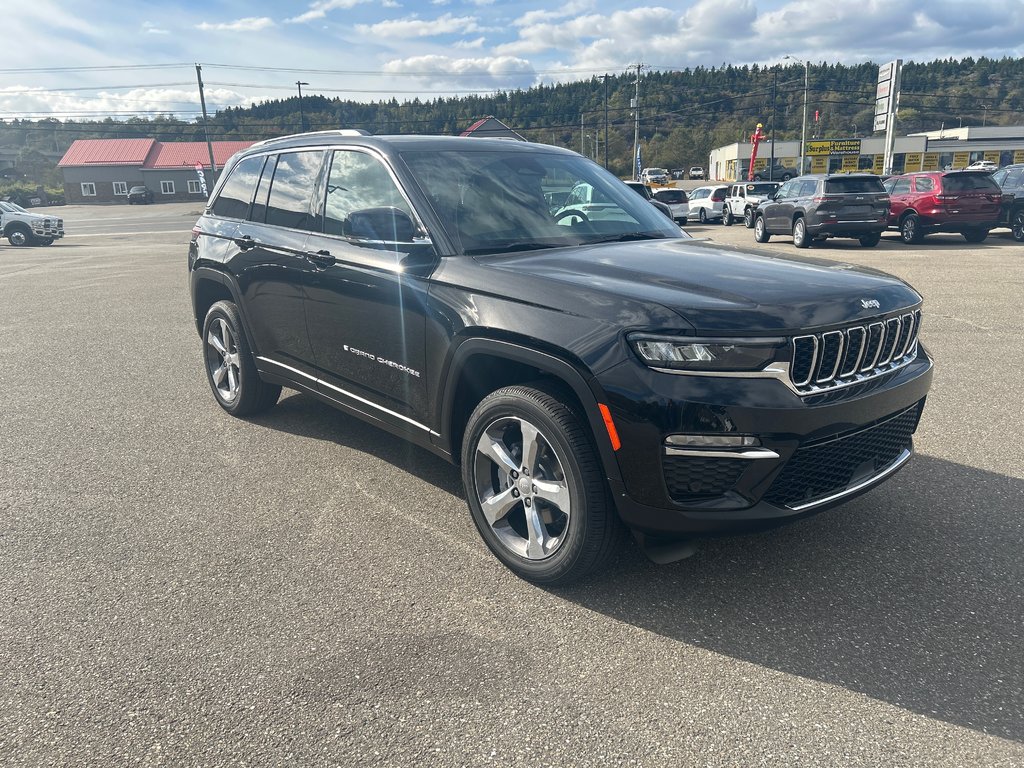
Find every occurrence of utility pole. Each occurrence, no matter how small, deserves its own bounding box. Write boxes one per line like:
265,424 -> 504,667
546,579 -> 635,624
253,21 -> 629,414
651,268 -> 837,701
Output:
296,81 -> 309,132
769,66 -> 777,180
800,60 -> 808,175
580,114 -> 585,154
602,73 -> 610,170
632,63 -> 643,180
194,64 -> 217,177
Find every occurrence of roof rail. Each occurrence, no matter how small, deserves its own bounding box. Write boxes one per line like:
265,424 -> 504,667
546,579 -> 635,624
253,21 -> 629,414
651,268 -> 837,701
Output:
249,129 -> 372,149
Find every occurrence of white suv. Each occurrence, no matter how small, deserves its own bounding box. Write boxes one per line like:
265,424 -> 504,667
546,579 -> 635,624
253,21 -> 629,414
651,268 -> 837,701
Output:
640,168 -> 669,185
722,182 -> 781,228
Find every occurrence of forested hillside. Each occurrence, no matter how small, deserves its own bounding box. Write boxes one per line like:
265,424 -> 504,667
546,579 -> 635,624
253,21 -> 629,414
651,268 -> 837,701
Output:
2,56 -> 1021,192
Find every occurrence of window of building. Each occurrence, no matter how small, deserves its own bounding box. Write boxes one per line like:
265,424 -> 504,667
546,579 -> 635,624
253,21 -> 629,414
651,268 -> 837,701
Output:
113,182 -> 128,196
81,182 -> 97,197
188,180 -> 203,194
160,180 -> 175,195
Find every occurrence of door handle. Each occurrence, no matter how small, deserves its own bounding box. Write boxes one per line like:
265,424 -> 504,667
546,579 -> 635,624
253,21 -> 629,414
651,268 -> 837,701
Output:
234,235 -> 257,251
307,249 -> 336,266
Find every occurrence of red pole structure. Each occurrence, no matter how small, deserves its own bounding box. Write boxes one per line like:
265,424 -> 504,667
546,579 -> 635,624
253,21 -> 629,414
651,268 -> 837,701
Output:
748,123 -> 765,181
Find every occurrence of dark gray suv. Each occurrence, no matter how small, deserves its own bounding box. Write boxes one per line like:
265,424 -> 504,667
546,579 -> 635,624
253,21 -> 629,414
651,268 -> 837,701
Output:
990,163 -> 1024,241
753,174 -> 890,248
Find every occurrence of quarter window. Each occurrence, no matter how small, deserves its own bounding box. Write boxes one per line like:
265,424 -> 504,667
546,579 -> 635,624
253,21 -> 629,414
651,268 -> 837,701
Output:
914,176 -> 935,193
81,182 -> 96,197
113,182 -> 128,196
212,155 -> 266,220
160,180 -> 175,195
265,151 -> 323,231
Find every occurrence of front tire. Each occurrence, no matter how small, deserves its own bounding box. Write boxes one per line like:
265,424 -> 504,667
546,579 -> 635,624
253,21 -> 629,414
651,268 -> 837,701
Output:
792,217 -> 810,248
962,227 -> 988,243
202,300 -> 281,417
743,207 -> 755,228
900,213 -> 923,244
461,384 -> 622,585
722,206 -> 734,226
753,215 -> 770,242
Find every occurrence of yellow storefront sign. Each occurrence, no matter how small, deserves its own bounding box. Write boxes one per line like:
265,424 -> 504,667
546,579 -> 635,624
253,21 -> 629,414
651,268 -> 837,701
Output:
984,151 -> 1001,164
841,155 -> 859,172
872,155 -> 884,174
904,153 -> 923,171
806,139 -> 862,156
1014,150 -> 1024,164
922,153 -> 940,171
754,158 -> 767,169
810,156 -> 828,173
952,152 -> 970,169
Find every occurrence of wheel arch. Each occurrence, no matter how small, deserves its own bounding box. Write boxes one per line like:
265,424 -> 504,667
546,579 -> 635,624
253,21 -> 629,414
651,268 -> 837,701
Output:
438,337 -> 623,484
190,267 -> 247,338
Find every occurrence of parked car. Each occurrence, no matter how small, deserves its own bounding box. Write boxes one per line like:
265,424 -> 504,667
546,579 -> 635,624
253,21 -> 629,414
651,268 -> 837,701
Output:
989,163 -> 1024,242
965,160 -> 998,173
617,181 -> 676,223
740,163 -> 800,182
883,171 -> 1002,244
0,200 -> 64,246
687,184 -> 728,223
640,167 -> 669,185
127,186 -> 154,204
722,182 -> 780,227
188,131 -> 932,584
689,166 -> 705,180
652,187 -> 689,223
753,173 -> 889,248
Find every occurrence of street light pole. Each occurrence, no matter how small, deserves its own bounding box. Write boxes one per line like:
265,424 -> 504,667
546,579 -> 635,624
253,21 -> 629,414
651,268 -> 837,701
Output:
296,81 -> 309,132
769,66 -> 777,180
784,55 -> 809,176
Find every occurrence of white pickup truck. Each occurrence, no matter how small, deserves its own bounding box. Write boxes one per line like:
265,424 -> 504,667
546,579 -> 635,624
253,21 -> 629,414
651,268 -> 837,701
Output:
0,200 -> 64,246
722,181 -> 781,228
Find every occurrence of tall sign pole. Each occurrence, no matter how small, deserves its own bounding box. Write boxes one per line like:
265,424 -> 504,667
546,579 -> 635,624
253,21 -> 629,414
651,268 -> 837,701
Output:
875,59 -> 903,174
195,64 -> 218,180
632,63 -> 643,180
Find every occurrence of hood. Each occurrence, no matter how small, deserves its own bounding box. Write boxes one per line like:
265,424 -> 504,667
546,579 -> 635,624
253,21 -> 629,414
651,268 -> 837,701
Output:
482,238 -> 922,333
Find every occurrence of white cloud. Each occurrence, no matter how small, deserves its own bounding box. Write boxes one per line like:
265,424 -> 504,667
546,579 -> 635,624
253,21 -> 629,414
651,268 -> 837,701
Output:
286,0 -> 370,23
196,17 -> 274,32
0,85 -> 258,121
382,55 -> 537,90
454,37 -> 486,50
356,13 -> 481,38
142,21 -> 169,35
497,7 -> 680,58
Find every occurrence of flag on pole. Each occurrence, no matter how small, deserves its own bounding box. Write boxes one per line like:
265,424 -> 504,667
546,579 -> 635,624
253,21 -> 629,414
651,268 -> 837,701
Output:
635,145 -> 643,180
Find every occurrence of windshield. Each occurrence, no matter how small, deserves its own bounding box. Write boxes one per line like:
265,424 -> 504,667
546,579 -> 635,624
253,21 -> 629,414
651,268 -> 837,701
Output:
746,183 -> 779,195
825,177 -> 886,194
0,201 -> 27,213
401,148 -> 683,255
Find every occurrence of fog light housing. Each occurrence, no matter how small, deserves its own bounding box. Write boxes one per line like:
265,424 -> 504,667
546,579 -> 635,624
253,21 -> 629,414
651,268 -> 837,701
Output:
665,434 -> 762,448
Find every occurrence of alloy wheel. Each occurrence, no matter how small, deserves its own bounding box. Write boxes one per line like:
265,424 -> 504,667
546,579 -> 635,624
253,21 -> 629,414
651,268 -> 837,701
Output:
206,317 -> 241,403
472,416 -> 571,560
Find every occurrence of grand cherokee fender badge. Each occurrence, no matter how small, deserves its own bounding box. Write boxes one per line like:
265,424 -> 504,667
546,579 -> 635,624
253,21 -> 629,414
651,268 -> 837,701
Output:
861,299 -> 881,309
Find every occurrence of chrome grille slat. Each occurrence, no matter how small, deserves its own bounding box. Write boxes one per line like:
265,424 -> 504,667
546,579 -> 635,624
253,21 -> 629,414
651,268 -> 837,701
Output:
789,311 -> 922,395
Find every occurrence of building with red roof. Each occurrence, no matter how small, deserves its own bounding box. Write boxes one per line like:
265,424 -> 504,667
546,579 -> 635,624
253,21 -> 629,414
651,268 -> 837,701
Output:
58,139 -> 255,204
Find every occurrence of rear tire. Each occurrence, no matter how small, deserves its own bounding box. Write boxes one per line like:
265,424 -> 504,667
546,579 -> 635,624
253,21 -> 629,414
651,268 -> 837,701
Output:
698,208 -> 707,224
461,384 -> 623,585
859,232 -> 881,247
900,213 -> 923,244
792,217 -> 810,248
753,215 -> 770,243
202,300 -> 281,417
1011,208 -> 1024,242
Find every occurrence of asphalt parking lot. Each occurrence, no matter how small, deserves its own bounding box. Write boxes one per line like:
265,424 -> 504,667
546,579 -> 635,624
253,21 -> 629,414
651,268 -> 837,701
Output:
1,202 -> 1022,766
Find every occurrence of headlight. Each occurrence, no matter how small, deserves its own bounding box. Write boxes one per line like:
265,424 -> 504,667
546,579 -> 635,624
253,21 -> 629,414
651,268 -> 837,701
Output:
629,334 -> 785,371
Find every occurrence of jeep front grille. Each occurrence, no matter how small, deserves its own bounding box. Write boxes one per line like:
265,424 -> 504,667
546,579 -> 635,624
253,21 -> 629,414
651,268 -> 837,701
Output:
790,310 -> 921,393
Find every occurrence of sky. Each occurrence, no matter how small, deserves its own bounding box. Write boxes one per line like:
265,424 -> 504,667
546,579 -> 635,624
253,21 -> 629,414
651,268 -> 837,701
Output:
1,0 -> 1023,121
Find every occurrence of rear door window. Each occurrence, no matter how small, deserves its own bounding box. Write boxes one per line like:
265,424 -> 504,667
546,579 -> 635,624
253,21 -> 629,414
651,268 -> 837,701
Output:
891,178 -> 912,195
211,155 -> 266,219
264,151 -> 325,231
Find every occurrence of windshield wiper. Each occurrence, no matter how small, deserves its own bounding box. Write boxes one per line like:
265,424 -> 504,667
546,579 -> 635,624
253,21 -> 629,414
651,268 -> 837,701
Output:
463,241 -> 567,255
583,232 -> 668,244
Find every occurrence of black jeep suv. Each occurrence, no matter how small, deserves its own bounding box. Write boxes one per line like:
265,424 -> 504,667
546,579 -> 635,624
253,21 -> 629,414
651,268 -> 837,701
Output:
990,163 -> 1024,241
753,174 -> 890,248
188,132 -> 933,584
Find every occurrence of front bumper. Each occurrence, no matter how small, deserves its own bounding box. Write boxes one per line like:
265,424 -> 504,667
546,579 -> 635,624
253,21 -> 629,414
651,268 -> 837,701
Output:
598,345 -> 933,536
29,219 -> 64,239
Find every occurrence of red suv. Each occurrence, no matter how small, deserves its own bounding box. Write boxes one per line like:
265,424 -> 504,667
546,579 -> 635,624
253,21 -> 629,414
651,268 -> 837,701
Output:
884,171 -> 1002,244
